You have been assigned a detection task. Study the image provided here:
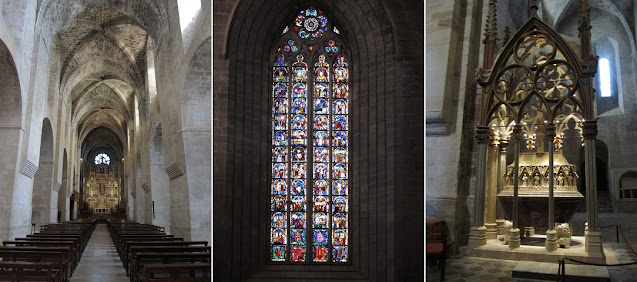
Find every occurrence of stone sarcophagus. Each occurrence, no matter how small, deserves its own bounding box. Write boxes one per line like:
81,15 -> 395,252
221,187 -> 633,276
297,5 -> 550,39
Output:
497,152 -> 583,228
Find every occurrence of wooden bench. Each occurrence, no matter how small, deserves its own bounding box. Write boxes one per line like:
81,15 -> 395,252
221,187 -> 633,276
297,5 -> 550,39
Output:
0,250 -> 70,281
116,237 -> 183,259
124,242 -> 208,274
126,246 -> 210,276
3,241 -> 77,270
131,252 -> 210,282
138,263 -> 210,282
0,261 -> 63,282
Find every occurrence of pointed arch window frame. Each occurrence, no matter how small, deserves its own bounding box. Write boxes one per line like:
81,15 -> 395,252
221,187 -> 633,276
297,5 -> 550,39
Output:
269,6 -> 351,265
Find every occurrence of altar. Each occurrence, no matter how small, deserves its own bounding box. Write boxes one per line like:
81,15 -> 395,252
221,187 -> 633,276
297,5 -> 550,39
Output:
84,166 -> 120,213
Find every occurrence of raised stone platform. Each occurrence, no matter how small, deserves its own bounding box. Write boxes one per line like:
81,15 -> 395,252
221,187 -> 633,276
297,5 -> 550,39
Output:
512,261 -> 610,281
470,234 -> 606,264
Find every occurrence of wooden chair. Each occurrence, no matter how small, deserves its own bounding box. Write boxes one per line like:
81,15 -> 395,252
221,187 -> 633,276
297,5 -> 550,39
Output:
426,219 -> 453,281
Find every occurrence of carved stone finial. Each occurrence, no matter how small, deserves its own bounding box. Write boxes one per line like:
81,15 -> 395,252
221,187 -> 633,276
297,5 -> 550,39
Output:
483,0 -> 498,45
503,26 -> 511,46
582,121 -> 597,139
529,0 -> 539,17
476,126 -> 491,144
578,0 -> 591,32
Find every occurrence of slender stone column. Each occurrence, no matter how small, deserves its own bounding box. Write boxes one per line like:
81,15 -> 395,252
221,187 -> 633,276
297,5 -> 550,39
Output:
545,123 -> 558,251
469,127 -> 491,247
509,125 -> 522,249
495,141 -> 508,235
583,121 -> 603,256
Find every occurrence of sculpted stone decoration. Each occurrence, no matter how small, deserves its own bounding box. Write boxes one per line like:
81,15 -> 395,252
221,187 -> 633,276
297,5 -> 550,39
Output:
503,162 -> 578,191
555,222 -> 572,248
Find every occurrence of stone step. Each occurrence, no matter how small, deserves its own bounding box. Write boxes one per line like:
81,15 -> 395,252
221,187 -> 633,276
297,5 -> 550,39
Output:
512,261 -> 610,281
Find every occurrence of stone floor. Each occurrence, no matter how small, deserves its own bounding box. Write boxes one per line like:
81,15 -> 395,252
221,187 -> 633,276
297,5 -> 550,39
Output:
70,224 -> 128,282
427,212 -> 637,281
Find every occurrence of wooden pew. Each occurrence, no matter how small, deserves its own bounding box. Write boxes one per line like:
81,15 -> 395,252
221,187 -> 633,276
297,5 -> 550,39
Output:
0,250 -> 70,281
131,252 -> 210,282
126,246 -> 210,276
124,242 -> 208,274
3,241 -> 78,270
0,261 -> 63,282
138,263 -> 211,282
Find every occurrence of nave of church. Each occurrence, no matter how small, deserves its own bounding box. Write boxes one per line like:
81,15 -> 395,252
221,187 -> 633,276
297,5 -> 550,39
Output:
0,0 -> 211,280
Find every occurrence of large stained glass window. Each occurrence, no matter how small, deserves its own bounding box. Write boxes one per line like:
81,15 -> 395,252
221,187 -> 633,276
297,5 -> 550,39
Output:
271,7 -> 349,263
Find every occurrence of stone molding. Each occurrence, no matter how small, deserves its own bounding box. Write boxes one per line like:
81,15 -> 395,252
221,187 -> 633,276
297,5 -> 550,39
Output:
142,183 -> 150,193
53,182 -> 61,192
165,162 -> 185,180
19,160 -> 38,178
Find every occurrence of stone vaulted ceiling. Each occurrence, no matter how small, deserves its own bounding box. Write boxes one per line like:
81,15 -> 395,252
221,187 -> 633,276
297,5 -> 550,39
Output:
49,6 -> 151,158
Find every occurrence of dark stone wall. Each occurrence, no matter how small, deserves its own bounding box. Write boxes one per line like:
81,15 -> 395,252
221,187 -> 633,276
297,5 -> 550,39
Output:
213,0 -> 423,281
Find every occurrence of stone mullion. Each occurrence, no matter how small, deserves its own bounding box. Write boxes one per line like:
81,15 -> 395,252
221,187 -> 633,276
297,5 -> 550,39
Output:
328,56 -> 334,263
285,57 -> 292,262
306,54 -> 315,264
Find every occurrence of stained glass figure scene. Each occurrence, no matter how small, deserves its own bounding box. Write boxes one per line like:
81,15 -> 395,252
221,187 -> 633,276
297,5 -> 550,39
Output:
271,6 -> 348,263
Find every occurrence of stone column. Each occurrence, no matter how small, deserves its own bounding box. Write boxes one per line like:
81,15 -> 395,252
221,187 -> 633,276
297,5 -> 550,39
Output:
496,140 -> 508,235
545,123 -> 558,251
509,125 -> 521,249
469,127 -> 490,247
485,141 -> 499,239
583,121 -> 603,256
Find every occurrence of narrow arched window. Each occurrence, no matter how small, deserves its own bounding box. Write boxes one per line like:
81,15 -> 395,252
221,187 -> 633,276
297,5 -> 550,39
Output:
599,58 -> 611,97
271,7 -> 349,263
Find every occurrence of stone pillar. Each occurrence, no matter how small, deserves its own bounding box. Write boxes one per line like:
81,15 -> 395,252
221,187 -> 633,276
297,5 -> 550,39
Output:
496,140 -> 508,220
545,123 -> 558,251
583,121 -> 603,256
469,127 -> 490,247
485,142 -> 498,239
495,141 -> 508,236
509,125 -> 521,249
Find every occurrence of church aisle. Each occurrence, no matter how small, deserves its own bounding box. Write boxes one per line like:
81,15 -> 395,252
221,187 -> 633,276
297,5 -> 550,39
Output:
71,223 -> 128,282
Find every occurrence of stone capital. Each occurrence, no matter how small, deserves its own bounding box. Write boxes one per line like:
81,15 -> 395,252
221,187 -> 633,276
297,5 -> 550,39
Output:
476,126 -> 491,144
545,123 -> 557,139
583,121 -> 598,139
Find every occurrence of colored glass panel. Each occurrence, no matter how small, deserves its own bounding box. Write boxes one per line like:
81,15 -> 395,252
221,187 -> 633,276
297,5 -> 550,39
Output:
314,115 -> 329,130
273,83 -> 287,97
333,180 -> 348,195
271,10 -> 348,262
291,179 -> 305,195
313,131 -> 329,147
271,196 -> 286,211
272,212 -> 286,228
291,147 -> 306,162
313,246 -> 328,262
314,147 -> 329,162
314,180 -> 328,196
272,246 -> 286,261
272,179 -> 287,195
